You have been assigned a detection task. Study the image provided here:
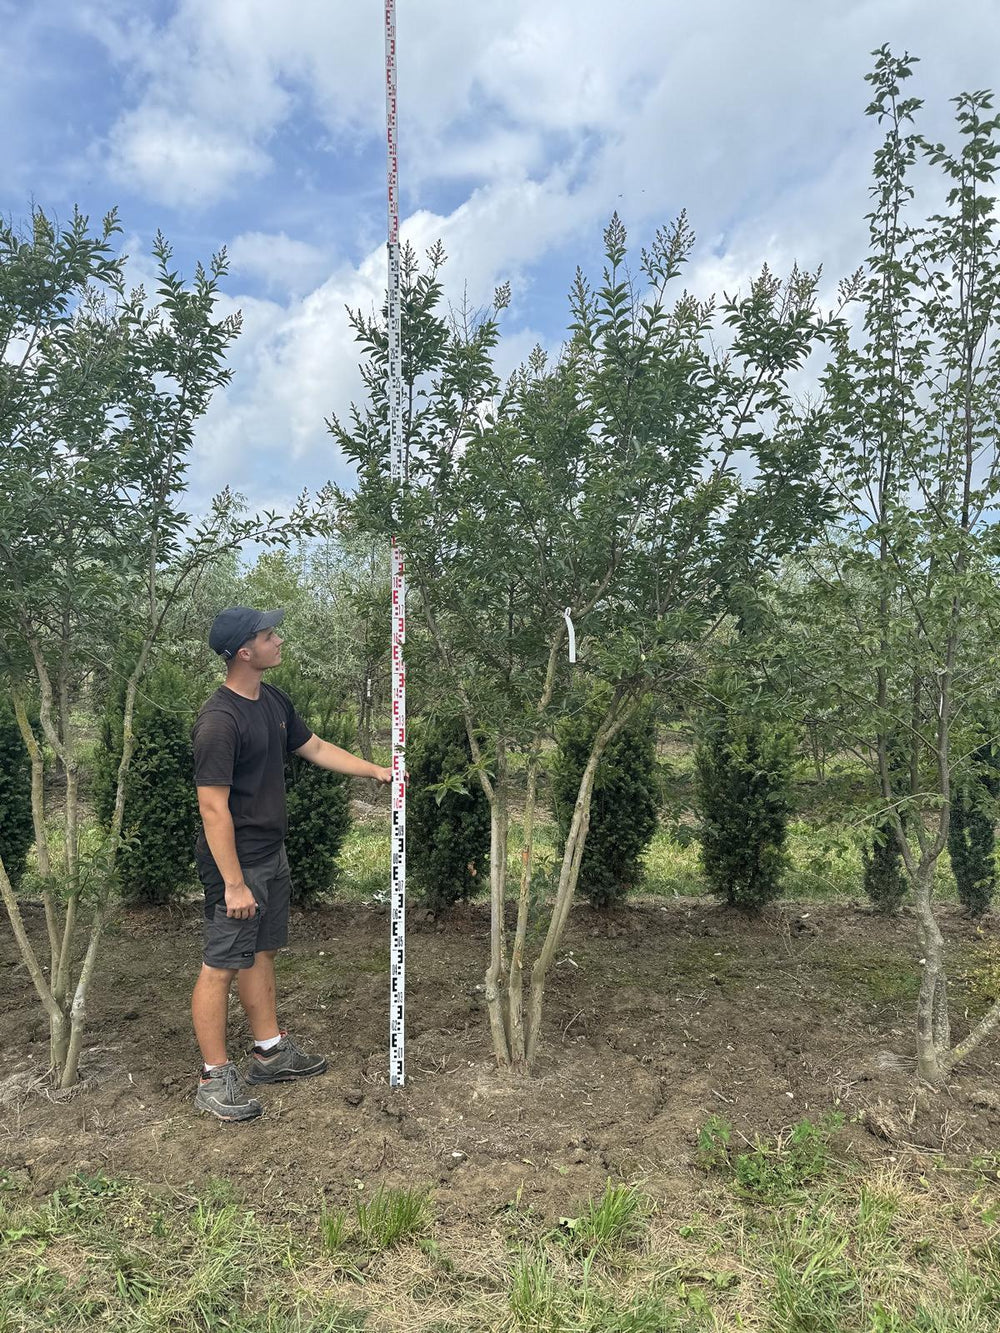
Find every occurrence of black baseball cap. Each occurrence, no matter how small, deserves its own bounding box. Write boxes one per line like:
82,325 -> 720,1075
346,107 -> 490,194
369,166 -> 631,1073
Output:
209,606 -> 284,660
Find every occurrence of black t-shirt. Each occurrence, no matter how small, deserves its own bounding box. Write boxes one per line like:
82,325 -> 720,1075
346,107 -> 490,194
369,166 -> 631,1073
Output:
192,683 -> 313,867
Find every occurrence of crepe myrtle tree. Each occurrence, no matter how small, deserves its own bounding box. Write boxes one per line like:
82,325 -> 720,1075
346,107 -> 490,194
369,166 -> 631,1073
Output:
770,51 -> 1000,1084
0,207 -> 328,1088
334,218 -> 835,1068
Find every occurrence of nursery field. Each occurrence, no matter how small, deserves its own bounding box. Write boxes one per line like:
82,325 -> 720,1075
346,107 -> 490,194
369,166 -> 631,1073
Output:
7,46 -> 1000,1331
3,886 -> 1000,1331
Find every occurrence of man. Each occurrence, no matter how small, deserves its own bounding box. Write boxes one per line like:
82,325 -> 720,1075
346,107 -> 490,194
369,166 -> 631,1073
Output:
191,605 -> 393,1122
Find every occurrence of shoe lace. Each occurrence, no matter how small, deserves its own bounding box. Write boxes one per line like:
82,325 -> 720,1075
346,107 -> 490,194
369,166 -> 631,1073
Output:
221,1063 -> 246,1102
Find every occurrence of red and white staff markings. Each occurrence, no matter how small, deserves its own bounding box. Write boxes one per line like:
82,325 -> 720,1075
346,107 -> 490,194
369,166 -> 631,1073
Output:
385,0 -> 406,1088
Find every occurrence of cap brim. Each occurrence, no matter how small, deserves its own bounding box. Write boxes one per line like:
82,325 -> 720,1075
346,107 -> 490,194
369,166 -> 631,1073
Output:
256,609 -> 284,631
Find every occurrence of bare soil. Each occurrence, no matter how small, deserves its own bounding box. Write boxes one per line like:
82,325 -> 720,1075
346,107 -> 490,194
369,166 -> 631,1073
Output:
3,898 -> 1000,1224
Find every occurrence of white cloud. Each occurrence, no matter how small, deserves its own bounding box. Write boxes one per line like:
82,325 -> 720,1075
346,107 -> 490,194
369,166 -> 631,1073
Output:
52,0 -> 1000,515
109,109 -> 270,207
228,232 -> 330,296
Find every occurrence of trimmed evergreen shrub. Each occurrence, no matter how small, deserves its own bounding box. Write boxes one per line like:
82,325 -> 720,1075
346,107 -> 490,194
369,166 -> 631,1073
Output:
551,695 -> 660,910
407,715 -> 490,914
949,743 -> 1000,917
695,699 -> 792,911
96,662 -> 199,905
862,814 -> 907,915
0,695 -> 34,890
271,661 -> 353,905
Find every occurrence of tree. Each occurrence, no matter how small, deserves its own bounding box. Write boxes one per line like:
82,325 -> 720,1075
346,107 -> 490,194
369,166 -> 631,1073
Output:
948,741 -> 1000,917
0,208 -> 326,1087
269,658 -> 353,904
337,218 -> 834,1068
0,693 -> 33,891
863,815 -> 908,915
407,715 -> 491,914
95,660 -> 199,906
772,52 -> 1000,1083
695,691 -> 792,911
551,692 -> 659,909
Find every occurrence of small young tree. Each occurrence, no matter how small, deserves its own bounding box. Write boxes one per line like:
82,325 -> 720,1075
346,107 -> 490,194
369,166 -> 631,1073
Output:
695,695 -> 793,910
948,743 -> 1000,917
863,741 -> 909,914
0,209 -> 325,1086
95,661 -> 199,906
551,692 -> 659,909
269,659 -> 352,904
407,715 -> 491,914
0,693 -> 33,891
863,815 -> 908,915
773,53 -> 1000,1082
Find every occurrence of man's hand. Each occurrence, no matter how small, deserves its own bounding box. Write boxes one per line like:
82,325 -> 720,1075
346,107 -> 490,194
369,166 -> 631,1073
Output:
372,765 -> 409,785
225,880 -> 257,920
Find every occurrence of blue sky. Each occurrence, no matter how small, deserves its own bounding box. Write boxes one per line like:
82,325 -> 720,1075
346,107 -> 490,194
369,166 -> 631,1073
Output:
4,0 -> 1000,516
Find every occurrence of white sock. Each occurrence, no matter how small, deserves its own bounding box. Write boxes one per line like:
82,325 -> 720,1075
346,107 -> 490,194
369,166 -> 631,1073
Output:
255,1033 -> 282,1053
202,1061 -> 229,1074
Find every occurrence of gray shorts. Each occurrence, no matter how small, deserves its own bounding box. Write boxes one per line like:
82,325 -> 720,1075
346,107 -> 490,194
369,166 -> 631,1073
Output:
200,846 -> 292,970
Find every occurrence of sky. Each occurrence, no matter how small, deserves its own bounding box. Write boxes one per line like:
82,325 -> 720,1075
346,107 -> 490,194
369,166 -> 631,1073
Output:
3,0 -> 1000,519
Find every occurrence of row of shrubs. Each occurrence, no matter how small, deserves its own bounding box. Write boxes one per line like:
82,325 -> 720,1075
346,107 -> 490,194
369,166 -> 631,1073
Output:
1,674 -> 997,915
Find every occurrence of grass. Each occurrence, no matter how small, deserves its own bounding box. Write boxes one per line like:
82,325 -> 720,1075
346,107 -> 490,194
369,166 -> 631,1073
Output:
353,1185 -> 431,1250
3,1146 -> 1000,1332
559,1182 -> 655,1260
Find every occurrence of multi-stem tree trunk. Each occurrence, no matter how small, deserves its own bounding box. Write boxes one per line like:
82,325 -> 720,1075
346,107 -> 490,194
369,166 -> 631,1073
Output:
2,656 -> 147,1088
473,685 -> 633,1070
523,698 -> 631,1066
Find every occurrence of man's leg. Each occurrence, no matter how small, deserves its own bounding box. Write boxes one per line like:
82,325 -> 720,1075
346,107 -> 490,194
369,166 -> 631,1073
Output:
237,949 -> 280,1044
192,963 -> 238,1066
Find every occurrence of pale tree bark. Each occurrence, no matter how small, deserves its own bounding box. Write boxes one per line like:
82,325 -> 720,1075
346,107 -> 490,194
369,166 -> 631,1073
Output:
10,685 -> 57,977
912,863 -> 948,1083
0,853 -> 67,1070
524,694 -> 632,1066
508,635 -> 564,1065
483,745 -> 511,1065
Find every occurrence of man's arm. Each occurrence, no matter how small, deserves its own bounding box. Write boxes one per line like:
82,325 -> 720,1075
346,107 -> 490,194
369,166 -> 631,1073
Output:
293,734 -> 393,783
197,786 -> 257,920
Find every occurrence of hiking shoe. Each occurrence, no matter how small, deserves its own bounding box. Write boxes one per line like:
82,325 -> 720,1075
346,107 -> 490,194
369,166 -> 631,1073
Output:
194,1063 -> 263,1122
246,1033 -> 328,1084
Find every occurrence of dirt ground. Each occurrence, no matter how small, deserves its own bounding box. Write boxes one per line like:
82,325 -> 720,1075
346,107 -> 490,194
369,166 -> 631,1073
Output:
3,898 -> 1000,1226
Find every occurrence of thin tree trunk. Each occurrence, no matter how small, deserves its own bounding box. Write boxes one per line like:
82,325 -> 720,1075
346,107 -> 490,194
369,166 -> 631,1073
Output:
913,862 -> 947,1083
524,698 -> 631,1067
358,672 -> 374,763
11,686 -> 58,976
0,853 -> 69,1074
484,745 -> 511,1065
508,748 -> 541,1066
509,636 -> 564,1066
942,993 -> 1000,1077
61,907 -> 106,1088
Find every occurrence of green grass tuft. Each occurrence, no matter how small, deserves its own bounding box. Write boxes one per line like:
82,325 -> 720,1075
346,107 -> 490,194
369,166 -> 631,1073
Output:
353,1184 -> 431,1250
559,1181 -> 654,1260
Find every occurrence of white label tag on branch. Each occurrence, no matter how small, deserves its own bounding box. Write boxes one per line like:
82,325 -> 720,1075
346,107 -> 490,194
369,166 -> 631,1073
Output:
563,608 -> 576,663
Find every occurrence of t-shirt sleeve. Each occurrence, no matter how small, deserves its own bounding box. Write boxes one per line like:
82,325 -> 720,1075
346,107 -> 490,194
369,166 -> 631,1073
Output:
192,710 -> 240,786
269,684 -> 313,752
286,700 -> 313,752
